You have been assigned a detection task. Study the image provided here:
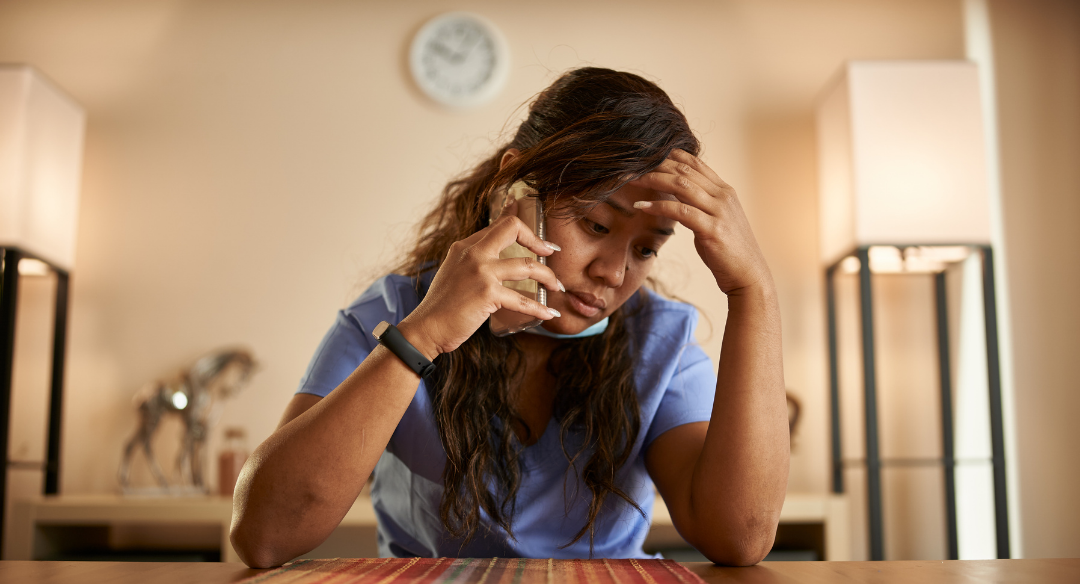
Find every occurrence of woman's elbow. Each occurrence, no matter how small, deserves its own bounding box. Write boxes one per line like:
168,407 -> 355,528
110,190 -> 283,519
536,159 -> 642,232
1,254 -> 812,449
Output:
693,516 -> 778,566
700,538 -> 772,567
230,515 -> 290,569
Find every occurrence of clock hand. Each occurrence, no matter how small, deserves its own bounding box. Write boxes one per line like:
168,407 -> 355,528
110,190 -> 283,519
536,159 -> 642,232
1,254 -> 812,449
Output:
430,41 -> 455,61
450,32 -> 481,65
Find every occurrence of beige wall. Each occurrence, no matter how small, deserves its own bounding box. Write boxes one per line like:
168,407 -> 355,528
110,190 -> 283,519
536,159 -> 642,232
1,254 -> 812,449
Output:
9,0 -> 1074,560
992,0 -> 1080,559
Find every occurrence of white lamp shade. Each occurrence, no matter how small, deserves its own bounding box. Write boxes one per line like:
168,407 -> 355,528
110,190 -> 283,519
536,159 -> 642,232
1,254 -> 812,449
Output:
817,61 -> 992,265
0,64 -> 85,271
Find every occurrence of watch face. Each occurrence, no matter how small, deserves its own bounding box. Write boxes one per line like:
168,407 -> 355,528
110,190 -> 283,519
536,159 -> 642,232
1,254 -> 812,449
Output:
410,12 -> 509,109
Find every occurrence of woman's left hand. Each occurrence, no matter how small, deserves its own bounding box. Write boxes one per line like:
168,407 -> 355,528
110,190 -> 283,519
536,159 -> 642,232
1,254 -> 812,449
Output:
631,149 -> 770,296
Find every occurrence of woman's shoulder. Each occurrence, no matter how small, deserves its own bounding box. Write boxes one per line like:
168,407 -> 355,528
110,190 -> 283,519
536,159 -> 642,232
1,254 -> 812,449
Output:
627,289 -> 699,333
638,289 -> 698,315
343,271 -> 433,323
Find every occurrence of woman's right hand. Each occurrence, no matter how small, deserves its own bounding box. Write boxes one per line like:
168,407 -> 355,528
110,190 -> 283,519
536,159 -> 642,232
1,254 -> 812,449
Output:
398,205 -> 563,358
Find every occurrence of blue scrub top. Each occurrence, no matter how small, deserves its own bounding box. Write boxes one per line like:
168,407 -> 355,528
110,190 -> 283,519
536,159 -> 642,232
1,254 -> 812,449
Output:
297,273 -> 716,559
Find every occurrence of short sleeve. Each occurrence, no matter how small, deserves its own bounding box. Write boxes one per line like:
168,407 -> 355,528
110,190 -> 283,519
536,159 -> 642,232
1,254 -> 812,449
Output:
643,332 -> 716,447
296,274 -> 425,398
296,310 -> 377,398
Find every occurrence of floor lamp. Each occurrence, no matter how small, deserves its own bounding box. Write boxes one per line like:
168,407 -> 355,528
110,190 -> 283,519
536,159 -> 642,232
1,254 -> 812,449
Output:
817,61 -> 1009,560
0,64 -> 85,552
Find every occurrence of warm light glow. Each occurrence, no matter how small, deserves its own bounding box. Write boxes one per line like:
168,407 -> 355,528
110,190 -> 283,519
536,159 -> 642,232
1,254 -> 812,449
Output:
909,245 -> 973,263
17,257 -> 50,276
869,246 -> 904,273
843,245 -> 977,273
902,245 -> 974,273
840,256 -> 861,274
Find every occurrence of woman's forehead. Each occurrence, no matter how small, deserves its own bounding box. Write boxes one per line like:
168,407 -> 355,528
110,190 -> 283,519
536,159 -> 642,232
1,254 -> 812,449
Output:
610,182 -> 677,203
548,186 -> 675,234
547,181 -> 672,208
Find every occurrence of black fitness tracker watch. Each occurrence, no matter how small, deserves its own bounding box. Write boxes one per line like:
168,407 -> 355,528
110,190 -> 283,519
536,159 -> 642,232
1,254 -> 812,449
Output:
372,321 -> 436,379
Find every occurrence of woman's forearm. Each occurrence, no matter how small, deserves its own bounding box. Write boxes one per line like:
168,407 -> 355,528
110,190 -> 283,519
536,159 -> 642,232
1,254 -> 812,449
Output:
689,282 -> 789,564
229,324 -> 433,568
228,209 -> 562,567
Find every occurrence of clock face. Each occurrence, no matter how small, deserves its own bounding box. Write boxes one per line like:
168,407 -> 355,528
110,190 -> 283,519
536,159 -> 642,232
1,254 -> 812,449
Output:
409,12 -> 510,109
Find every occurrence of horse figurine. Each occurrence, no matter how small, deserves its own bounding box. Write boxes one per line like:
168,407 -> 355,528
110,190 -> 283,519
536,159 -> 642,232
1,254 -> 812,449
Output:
118,348 -> 257,493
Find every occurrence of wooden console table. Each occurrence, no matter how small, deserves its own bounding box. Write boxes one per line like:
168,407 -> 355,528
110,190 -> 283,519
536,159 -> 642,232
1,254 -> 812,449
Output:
7,492 -> 848,562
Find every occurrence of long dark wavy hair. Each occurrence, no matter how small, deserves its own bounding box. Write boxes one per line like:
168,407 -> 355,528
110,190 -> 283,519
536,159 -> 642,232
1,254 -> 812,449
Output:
395,68 -> 700,550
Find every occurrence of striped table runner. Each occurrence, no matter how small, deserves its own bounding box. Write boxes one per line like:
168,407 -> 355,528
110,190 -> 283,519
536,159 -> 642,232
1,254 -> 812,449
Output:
239,558 -> 706,584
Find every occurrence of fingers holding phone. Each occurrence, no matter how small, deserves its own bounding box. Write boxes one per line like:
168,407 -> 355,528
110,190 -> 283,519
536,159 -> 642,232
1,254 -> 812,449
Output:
399,186 -> 562,356
485,182 -> 560,335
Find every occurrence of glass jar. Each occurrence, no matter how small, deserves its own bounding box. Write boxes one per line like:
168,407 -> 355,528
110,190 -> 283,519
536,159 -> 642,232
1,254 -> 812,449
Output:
218,427 -> 248,497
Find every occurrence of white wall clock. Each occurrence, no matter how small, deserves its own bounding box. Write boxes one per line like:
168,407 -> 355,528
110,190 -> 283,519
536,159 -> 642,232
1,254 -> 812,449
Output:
409,12 -> 510,110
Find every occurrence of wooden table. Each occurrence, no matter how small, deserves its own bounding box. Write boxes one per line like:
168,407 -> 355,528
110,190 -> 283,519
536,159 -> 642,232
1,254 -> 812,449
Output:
0,559 -> 1075,583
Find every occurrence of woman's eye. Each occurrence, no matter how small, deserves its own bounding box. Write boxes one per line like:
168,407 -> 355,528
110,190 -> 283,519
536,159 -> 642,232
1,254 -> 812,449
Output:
585,220 -> 609,234
639,247 -> 658,259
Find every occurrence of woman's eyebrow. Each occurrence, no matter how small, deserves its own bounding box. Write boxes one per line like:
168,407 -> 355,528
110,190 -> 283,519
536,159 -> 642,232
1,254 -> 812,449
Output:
603,199 -> 636,217
603,200 -> 674,236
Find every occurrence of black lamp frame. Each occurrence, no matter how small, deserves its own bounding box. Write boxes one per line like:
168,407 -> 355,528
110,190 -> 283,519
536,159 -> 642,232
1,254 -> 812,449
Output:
826,244 -> 1010,561
0,246 -> 69,552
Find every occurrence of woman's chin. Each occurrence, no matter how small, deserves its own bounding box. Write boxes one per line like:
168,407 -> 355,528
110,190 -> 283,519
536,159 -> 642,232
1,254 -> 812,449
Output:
540,316 -> 593,336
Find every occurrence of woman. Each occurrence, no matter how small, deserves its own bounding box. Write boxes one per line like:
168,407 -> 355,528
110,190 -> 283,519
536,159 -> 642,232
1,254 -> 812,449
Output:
230,68 -> 789,568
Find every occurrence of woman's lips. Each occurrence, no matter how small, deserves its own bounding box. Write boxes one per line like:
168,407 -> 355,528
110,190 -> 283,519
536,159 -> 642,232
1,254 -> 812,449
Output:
565,291 -> 605,318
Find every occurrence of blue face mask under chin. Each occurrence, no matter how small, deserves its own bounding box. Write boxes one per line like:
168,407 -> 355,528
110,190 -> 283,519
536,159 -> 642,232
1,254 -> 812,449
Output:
521,317 -> 609,340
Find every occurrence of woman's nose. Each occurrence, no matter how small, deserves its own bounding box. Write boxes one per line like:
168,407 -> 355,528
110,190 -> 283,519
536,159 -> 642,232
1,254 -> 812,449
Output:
588,247 -> 629,288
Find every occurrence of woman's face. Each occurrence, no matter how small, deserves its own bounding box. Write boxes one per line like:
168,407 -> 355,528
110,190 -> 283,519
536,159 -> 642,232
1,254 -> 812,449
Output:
541,183 -> 676,335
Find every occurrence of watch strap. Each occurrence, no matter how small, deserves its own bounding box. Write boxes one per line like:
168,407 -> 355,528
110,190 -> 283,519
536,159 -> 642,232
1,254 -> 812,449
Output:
373,321 -> 436,378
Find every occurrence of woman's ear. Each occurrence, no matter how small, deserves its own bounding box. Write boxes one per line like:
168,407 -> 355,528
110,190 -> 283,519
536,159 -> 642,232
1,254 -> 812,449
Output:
499,148 -> 520,171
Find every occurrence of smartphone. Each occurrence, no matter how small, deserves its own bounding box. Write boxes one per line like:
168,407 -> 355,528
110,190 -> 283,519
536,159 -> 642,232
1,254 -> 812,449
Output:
488,181 -> 547,337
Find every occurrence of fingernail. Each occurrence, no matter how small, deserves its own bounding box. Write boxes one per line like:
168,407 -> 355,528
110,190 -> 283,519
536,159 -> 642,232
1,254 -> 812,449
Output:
548,308 -> 561,318
543,240 -> 561,251
557,279 -> 566,292
633,201 -> 653,209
